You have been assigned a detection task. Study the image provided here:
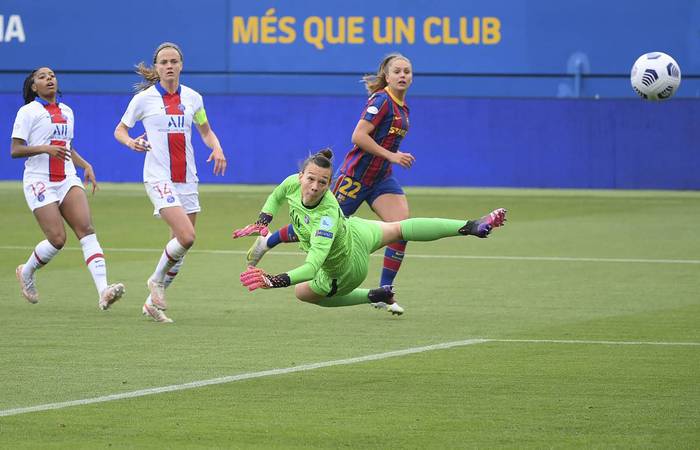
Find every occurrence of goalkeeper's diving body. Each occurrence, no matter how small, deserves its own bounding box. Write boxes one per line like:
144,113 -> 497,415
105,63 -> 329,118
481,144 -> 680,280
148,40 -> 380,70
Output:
232,149 -> 507,315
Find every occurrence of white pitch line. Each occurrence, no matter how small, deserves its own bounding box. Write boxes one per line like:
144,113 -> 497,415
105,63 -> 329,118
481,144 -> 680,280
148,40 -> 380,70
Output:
490,339 -> 700,346
0,339 -> 488,418
1,337 -> 698,418
0,245 -> 698,265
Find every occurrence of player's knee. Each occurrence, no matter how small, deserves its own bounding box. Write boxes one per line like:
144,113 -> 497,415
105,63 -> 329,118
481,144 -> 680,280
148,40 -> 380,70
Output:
177,230 -> 196,249
294,284 -> 319,303
76,224 -> 95,239
47,232 -> 66,249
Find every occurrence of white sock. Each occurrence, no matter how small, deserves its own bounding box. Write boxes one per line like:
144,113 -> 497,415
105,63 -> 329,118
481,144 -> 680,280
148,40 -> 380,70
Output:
146,257 -> 185,306
151,238 -> 188,282
165,257 -> 185,288
22,240 -> 60,278
80,233 -> 108,295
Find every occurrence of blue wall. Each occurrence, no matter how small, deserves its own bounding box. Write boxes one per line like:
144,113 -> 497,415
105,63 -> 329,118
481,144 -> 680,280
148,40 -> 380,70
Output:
3,93 -> 698,189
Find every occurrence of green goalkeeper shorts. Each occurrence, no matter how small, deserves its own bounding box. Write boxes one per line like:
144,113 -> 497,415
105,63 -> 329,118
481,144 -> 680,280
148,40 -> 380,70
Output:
309,217 -> 383,297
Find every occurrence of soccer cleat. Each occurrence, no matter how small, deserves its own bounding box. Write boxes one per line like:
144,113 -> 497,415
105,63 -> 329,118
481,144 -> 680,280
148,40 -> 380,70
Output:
142,302 -> 174,323
99,283 -> 125,310
147,277 -> 168,310
459,208 -> 508,238
371,301 -> 405,316
15,264 -> 39,304
246,235 -> 270,267
369,285 -> 404,316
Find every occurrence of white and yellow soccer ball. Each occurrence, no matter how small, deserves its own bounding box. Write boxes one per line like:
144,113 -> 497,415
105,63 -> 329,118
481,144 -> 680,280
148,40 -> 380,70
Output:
630,52 -> 681,101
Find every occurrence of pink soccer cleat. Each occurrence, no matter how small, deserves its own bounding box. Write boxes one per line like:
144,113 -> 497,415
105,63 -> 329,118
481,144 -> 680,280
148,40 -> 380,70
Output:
147,277 -> 167,310
99,283 -> 125,310
142,302 -> 174,323
16,264 -> 39,304
459,208 -> 508,238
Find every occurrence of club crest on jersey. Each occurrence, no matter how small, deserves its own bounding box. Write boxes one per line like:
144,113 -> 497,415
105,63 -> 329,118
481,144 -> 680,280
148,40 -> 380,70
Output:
304,215 -> 310,224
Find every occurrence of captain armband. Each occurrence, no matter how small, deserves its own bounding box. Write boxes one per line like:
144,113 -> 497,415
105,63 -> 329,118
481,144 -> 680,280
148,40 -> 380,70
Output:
193,108 -> 208,126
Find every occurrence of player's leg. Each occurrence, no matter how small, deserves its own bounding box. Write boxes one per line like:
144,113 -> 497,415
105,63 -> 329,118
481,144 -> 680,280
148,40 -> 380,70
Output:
147,206 -> 194,311
370,191 -> 409,288
143,182 -> 194,312
165,212 -> 195,288
377,208 -> 508,248
17,198 -> 65,304
60,183 -> 124,310
296,279 -> 402,314
143,212 -> 195,319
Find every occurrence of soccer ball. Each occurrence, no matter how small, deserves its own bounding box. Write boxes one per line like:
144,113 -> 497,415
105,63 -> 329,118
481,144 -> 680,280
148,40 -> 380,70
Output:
630,52 -> 681,100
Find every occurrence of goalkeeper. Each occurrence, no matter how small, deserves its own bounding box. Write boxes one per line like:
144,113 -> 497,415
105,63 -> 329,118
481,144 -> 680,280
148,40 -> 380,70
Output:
232,149 -> 507,315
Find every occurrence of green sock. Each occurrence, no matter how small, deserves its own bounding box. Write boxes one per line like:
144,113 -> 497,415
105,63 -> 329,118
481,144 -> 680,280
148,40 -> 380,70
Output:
400,218 -> 465,241
316,289 -> 370,307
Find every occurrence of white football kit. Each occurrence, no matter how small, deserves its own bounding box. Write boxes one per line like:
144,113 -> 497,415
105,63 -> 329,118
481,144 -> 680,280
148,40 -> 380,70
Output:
12,98 -> 82,211
120,83 -> 205,215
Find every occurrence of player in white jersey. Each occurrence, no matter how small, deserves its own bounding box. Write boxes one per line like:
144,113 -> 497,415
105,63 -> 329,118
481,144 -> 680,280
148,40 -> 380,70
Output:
11,67 -> 125,309
114,42 -> 227,323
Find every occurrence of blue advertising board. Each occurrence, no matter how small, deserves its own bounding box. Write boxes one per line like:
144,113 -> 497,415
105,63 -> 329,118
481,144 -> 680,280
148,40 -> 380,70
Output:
1,92 -> 698,189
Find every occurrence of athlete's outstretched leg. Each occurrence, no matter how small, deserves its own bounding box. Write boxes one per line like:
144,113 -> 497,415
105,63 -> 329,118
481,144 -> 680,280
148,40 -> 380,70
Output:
295,283 -> 404,315
380,208 -> 507,247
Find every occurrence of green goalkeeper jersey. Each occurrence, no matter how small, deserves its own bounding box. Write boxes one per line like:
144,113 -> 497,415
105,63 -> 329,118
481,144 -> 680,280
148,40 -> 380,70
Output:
261,174 -> 351,284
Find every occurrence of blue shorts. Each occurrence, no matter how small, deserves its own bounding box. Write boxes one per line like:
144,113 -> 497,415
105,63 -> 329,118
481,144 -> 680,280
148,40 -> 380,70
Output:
331,173 -> 404,216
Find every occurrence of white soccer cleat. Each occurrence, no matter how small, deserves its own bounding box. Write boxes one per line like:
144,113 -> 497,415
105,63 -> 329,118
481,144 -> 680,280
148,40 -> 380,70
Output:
15,264 -> 39,304
99,283 -> 125,310
246,235 -> 270,267
147,277 -> 167,310
371,301 -> 405,316
142,302 -> 174,323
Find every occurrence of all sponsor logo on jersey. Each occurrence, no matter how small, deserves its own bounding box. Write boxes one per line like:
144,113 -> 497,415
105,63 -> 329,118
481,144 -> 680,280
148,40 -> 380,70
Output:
366,106 -> 379,115
161,115 -> 187,133
304,215 -> 310,224
168,115 -> 185,128
52,124 -> 69,139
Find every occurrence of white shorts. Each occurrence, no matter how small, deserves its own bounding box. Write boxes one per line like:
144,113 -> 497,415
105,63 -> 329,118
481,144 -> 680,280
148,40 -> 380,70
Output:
145,181 -> 200,217
23,175 -> 84,211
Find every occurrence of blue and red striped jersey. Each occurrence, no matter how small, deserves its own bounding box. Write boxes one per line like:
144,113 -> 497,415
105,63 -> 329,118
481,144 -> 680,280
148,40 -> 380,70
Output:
338,88 -> 409,185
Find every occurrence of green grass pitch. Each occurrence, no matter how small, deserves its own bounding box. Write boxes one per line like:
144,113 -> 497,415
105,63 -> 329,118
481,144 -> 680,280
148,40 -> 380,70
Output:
0,182 -> 698,448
